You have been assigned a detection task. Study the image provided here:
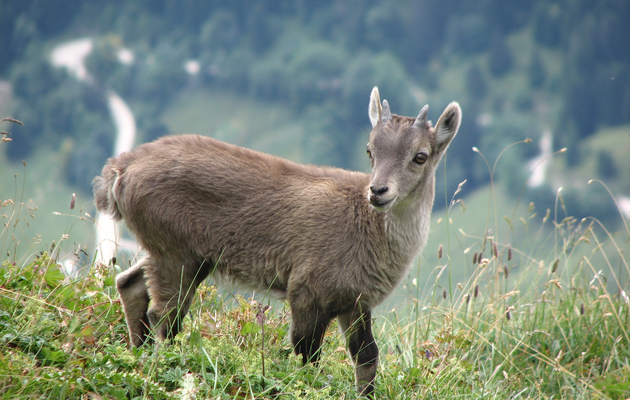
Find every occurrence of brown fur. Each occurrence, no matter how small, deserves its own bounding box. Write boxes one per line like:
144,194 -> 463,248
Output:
93,87 -> 461,396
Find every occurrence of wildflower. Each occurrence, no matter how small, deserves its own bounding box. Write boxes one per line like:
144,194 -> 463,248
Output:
256,303 -> 270,326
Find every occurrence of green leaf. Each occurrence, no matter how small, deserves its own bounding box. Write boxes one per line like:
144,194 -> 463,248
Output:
240,321 -> 260,335
79,325 -> 94,338
40,346 -> 67,366
68,316 -> 81,334
44,263 -> 65,287
59,286 -> 78,310
103,276 -> 115,287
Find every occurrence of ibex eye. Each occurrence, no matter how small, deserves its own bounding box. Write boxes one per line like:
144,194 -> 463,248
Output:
414,152 -> 428,164
366,145 -> 372,158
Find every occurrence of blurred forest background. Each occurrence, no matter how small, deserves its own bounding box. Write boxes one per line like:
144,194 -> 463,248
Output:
1,0 -> 629,246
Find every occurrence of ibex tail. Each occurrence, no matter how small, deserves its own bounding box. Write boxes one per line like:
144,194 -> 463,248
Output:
93,163 -> 123,221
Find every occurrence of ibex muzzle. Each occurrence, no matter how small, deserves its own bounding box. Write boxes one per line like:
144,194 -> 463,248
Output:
93,87 -> 461,397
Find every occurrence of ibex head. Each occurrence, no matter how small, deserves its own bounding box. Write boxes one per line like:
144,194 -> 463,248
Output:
366,87 -> 461,211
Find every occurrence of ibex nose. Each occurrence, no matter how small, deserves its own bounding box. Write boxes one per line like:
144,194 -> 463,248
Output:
370,185 -> 388,196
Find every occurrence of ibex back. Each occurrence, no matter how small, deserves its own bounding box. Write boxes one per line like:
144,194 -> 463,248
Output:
93,87 -> 461,396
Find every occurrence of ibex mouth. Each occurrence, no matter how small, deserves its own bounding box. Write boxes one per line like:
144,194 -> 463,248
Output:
369,195 -> 395,211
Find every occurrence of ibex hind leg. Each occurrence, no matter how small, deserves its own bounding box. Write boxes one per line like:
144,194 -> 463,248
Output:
144,257 -> 213,341
338,310 -> 379,397
116,258 -> 152,347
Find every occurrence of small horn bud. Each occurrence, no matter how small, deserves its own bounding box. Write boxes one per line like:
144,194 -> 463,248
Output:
381,100 -> 392,123
413,105 -> 429,129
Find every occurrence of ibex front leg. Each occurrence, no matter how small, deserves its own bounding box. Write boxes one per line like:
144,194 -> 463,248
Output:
116,257 -> 152,347
338,310 -> 379,397
144,258 -> 212,342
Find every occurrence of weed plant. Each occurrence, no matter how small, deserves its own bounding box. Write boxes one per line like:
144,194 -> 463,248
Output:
0,138 -> 628,399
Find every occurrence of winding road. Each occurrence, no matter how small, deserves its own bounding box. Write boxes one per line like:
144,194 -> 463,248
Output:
51,38 -> 138,265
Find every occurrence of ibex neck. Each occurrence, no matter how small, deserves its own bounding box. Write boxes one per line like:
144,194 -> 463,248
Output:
375,177 -> 436,292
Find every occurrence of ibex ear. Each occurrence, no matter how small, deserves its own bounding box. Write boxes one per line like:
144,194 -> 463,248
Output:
369,87 -> 381,128
434,102 -> 462,154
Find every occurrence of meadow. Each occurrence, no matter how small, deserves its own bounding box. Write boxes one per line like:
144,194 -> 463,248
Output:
0,134 -> 629,399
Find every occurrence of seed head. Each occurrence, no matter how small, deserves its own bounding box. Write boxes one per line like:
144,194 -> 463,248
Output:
507,244 -> 512,261
580,303 -> 585,316
442,288 -> 447,299
505,307 -> 511,320
492,241 -> 498,258
472,252 -> 478,264
552,258 -> 559,273
70,193 -> 76,210
438,244 -> 443,259
1,117 -> 24,125
474,284 -> 479,298
503,264 -> 509,279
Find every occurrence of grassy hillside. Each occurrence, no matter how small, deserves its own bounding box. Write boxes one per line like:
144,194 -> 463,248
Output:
1,184 -> 628,399
160,89 -> 308,164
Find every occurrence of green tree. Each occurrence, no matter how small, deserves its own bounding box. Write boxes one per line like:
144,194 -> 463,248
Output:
596,150 -> 617,179
488,35 -> 513,77
446,14 -> 491,55
466,64 -> 487,98
528,52 -> 546,88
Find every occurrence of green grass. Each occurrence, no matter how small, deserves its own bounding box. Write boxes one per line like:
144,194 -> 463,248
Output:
0,142 -> 94,256
1,140 -> 629,399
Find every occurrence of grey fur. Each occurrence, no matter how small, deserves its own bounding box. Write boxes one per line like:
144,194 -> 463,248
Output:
93,87 -> 461,396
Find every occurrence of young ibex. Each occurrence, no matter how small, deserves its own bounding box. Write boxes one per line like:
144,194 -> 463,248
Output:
93,87 -> 461,396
